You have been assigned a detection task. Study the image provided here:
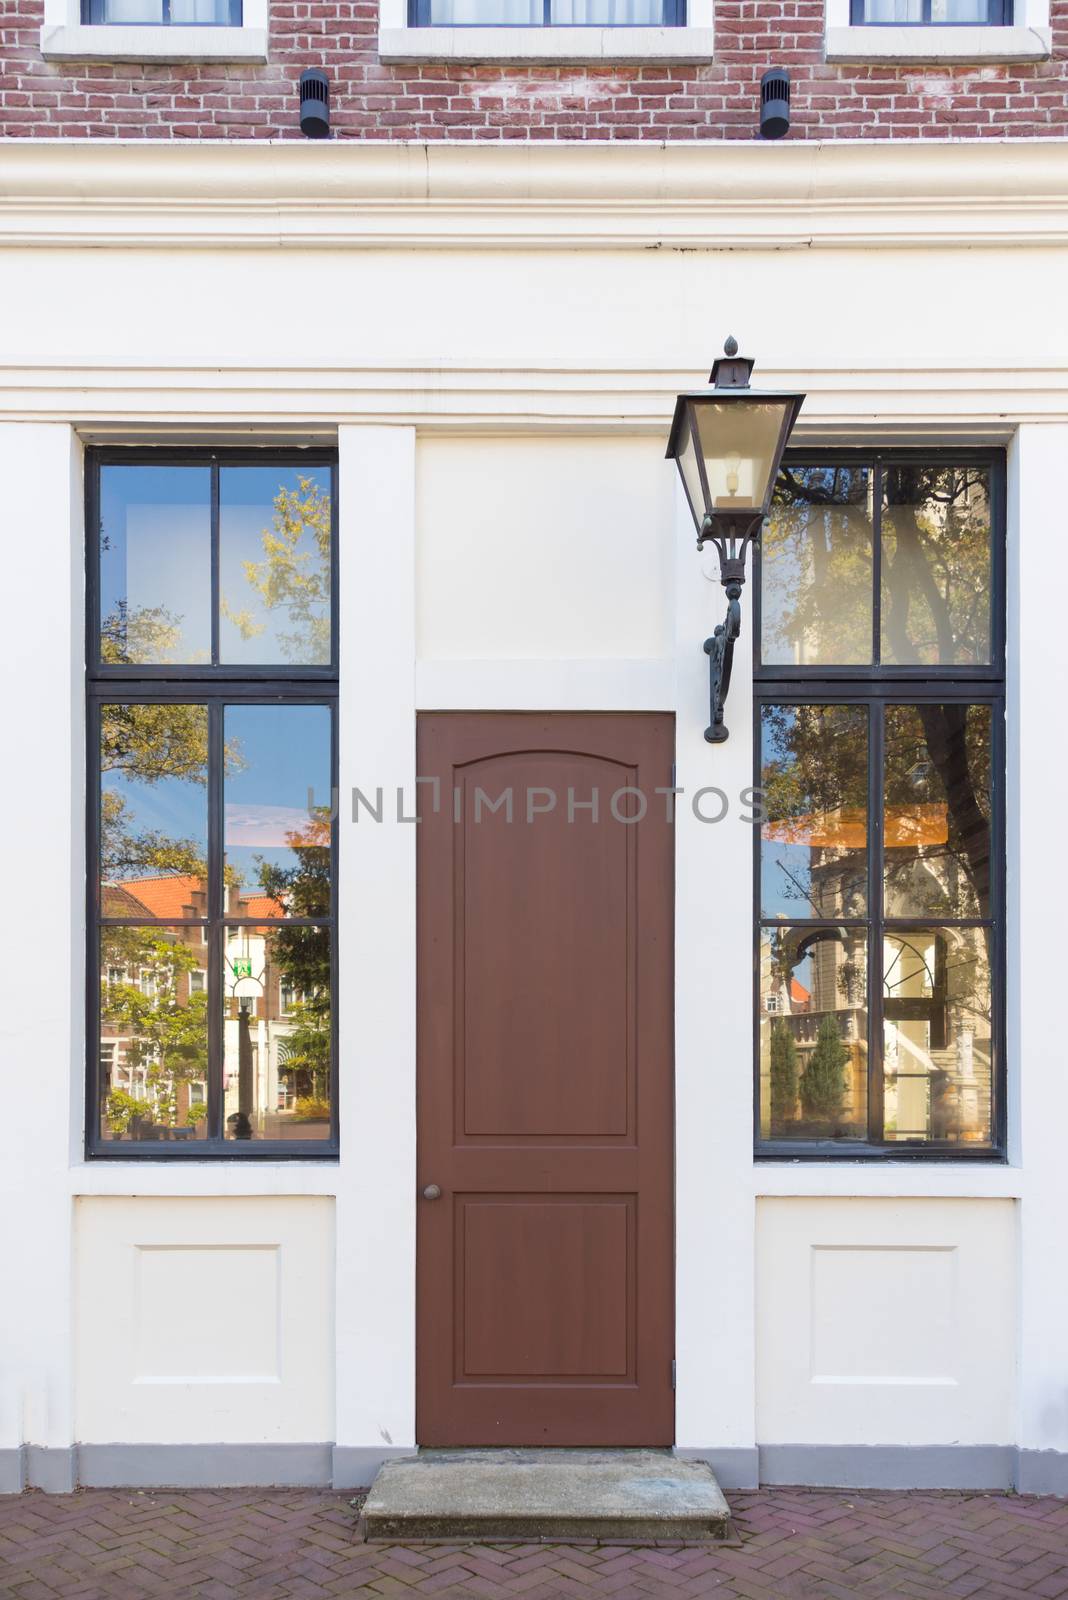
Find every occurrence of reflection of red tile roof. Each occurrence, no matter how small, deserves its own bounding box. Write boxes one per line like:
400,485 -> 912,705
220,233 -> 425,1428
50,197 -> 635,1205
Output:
107,874 -> 204,918
102,884 -> 157,917
240,894 -> 285,919
104,874 -> 285,920
790,978 -> 811,1005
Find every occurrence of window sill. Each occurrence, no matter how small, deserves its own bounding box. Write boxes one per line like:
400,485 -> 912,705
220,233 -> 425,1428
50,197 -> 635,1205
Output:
824,23 -> 1051,62
377,24 -> 715,61
39,23 -> 268,60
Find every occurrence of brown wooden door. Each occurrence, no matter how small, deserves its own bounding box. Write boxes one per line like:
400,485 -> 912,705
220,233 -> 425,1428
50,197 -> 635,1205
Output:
416,713 -> 675,1447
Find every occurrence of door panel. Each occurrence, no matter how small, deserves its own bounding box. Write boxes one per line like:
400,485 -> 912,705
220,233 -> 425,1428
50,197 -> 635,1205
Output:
417,713 -> 675,1447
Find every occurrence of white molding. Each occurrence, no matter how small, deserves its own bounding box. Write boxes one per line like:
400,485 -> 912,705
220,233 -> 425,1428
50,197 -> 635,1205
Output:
825,23 -> 1050,61
377,0 -> 711,60
69,1164 -> 340,1196
4,140 -> 1068,252
0,362 -> 1064,432
823,0 -> 1050,60
378,24 -> 714,61
39,23 -> 268,59
416,658 -> 675,709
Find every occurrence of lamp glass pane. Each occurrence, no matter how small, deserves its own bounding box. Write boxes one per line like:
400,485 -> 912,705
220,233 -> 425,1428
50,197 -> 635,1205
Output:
692,399 -> 792,514
672,411 -> 708,530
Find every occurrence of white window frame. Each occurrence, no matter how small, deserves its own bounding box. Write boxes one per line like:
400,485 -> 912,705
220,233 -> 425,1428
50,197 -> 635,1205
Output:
378,0 -> 714,62
824,0 -> 1050,61
39,0 -> 267,61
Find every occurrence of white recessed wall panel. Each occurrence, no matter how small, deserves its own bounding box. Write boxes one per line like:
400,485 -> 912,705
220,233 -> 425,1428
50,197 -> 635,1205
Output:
756,1199 -> 1016,1446
416,435 -> 673,660
75,1198 -> 334,1444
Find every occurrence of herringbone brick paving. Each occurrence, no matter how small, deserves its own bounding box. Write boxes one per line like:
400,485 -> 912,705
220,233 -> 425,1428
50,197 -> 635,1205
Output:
2,1486 -> 1068,1600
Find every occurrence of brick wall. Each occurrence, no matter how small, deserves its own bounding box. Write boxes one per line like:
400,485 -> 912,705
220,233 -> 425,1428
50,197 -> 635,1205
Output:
2,0 -> 1067,139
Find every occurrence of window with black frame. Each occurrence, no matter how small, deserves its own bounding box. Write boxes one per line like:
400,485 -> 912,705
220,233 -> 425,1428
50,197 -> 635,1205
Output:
755,455 -> 1004,1157
82,0 -> 240,25
88,451 -> 337,1157
849,0 -> 1007,21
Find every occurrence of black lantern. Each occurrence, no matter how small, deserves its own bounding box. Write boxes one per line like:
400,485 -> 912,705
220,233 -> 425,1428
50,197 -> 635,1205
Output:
666,338 -> 804,742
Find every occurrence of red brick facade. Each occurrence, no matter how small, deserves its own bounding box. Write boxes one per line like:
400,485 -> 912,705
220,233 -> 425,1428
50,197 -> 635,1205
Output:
2,0 -> 1067,139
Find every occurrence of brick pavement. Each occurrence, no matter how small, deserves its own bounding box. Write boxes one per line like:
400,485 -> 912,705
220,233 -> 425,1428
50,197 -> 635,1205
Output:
2,1484 -> 1068,1599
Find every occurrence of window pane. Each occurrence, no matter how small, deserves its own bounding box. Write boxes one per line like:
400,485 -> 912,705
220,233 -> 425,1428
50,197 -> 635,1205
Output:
761,704 -> 868,918
219,466 -> 333,665
223,924 -> 331,1142
762,466 -> 873,666
552,0 -> 668,20
930,0 -> 990,17
424,0 -> 539,16
98,0 -> 232,15
224,704 -> 332,916
858,0 -> 922,16
759,926 -> 868,1141
884,703 -> 993,919
883,927 -> 993,1145
100,704 -> 208,917
98,465 -> 211,665
99,926 -> 209,1143
881,465 -> 992,666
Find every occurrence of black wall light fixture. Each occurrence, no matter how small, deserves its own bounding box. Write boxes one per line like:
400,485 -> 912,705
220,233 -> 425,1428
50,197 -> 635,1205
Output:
760,68 -> 791,139
299,68 -> 330,138
666,339 -> 805,742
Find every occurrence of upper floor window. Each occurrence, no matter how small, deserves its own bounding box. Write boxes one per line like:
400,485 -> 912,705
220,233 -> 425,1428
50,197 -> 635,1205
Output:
755,454 -> 1005,1159
88,450 -> 337,1158
82,0 -> 240,18
408,0 -> 683,22
850,0 -> 1007,20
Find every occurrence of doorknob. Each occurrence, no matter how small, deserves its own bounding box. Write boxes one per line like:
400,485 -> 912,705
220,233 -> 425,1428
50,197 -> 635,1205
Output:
421,1183 -> 442,1201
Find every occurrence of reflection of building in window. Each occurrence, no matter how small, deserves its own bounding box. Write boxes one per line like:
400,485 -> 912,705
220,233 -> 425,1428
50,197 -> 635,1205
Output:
882,929 -> 990,1145
98,874 -> 325,1143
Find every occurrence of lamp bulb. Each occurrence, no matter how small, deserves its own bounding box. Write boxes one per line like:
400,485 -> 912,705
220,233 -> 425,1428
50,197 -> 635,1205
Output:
725,450 -> 741,497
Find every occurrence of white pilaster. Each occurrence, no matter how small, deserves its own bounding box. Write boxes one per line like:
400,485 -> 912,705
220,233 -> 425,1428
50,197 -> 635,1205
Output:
672,486 -> 758,1478
1013,423 -> 1068,1473
0,424 -> 82,1482
334,426 -> 418,1468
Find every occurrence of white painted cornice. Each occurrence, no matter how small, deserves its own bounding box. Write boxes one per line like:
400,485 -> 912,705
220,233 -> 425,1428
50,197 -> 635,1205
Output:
3,359 -> 1068,432
2,139 -> 1068,250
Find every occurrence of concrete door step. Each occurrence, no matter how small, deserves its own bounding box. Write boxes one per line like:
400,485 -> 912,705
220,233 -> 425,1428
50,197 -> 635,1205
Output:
362,1449 -> 731,1542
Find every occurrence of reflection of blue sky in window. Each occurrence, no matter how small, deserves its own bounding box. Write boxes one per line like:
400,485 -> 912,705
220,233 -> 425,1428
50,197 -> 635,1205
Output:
219,467 -> 331,665
224,704 -> 331,897
105,764 -> 207,878
99,466 -> 211,663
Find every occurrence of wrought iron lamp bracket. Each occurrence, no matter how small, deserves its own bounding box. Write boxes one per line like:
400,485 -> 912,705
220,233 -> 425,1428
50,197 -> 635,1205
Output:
700,510 -> 763,744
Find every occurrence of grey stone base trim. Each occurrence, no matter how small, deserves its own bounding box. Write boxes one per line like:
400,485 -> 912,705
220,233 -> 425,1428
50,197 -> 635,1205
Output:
332,1445 -> 417,1490
758,1444 -> 1016,1491
673,1447 -> 760,1491
25,1446 -> 78,1494
1017,1449 -> 1068,1497
79,1443 -> 333,1489
5,1440 -> 1067,1496
0,1448 -> 26,1495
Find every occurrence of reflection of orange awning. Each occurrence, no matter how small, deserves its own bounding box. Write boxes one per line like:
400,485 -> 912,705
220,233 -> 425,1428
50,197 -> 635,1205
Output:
764,804 -> 948,850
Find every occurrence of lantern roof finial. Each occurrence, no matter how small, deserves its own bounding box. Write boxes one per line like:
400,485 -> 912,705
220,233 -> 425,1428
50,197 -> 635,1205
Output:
711,338 -> 755,390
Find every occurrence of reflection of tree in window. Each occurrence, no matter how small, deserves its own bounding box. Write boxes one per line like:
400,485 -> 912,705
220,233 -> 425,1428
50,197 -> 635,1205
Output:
882,465 -> 991,667
100,927 -> 208,1139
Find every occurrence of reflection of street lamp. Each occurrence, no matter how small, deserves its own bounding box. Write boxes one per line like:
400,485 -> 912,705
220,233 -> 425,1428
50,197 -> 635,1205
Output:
226,932 -> 267,1133
667,338 -> 805,742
